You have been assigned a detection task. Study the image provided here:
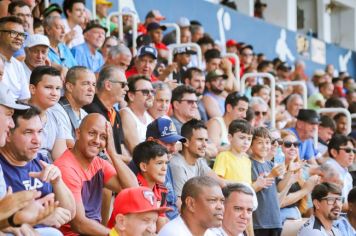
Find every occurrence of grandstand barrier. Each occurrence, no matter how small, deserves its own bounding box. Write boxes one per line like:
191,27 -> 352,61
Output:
224,53 -> 240,86
314,108 -> 352,147
44,0 -> 49,8
161,23 -> 181,45
240,72 -> 276,128
167,43 -> 202,81
92,0 -> 96,20
277,81 -> 308,109
106,11 -> 138,56
351,114 -> 356,120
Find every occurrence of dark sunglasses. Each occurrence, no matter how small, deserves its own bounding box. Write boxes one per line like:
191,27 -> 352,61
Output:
338,147 -> 356,154
254,111 -> 267,116
109,80 -> 128,88
179,99 -> 198,105
272,139 -> 283,145
283,141 -> 301,148
134,89 -> 155,96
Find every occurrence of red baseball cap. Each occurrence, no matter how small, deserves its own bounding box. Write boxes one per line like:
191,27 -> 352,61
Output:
226,39 -> 238,47
107,187 -> 171,228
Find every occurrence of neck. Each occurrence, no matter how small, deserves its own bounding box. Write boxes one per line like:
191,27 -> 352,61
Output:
129,103 -> 146,117
86,42 -> 97,55
181,212 -> 207,236
296,128 -> 307,141
141,173 -> 155,189
71,145 -> 92,169
67,18 -> 77,29
347,212 -> 356,229
0,48 -> 13,61
65,94 -> 82,116
252,154 -> 264,162
0,146 -> 27,166
97,92 -> 114,111
230,146 -> 243,157
315,213 -> 333,231
29,99 -> 48,113
222,223 -> 240,236
174,112 -> 189,124
24,60 -> 34,71
182,148 -> 198,165
49,39 -> 59,49
224,114 -> 234,128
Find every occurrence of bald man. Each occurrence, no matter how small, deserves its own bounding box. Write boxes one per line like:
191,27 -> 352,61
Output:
54,113 -> 138,236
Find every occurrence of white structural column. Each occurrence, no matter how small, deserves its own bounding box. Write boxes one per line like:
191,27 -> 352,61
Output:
263,0 -> 297,31
316,0 -> 331,43
339,8 -> 356,50
233,0 -> 254,17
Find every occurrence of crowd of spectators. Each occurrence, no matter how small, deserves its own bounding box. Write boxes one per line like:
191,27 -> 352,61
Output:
0,0 -> 356,236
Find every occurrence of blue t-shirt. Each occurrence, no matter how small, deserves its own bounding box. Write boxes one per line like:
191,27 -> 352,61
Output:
71,42 -> 104,73
288,127 -> 319,161
0,153 -> 53,196
0,164 -> 6,197
48,43 -> 77,69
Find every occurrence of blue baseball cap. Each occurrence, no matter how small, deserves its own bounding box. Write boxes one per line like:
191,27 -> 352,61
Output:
137,45 -> 158,59
146,117 -> 186,143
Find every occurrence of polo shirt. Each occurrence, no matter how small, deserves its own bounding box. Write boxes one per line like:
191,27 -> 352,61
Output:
71,42 -> 104,72
54,149 -> 116,236
48,43 -> 77,69
83,95 -> 124,154
298,215 -> 342,236
2,56 -> 30,100
288,127 -> 319,161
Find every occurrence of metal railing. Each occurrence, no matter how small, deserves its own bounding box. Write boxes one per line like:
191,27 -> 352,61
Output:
224,53 -> 240,85
106,11 -> 138,56
92,0 -> 96,20
277,81 -> 308,109
314,108 -> 352,146
240,72 -> 276,128
161,23 -> 181,44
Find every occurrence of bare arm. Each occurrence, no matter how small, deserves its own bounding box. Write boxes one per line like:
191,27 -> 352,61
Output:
119,109 -> 141,154
202,96 -> 223,118
51,139 -> 67,161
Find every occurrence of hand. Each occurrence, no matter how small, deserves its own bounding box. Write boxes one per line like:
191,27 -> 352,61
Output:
254,173 -> 274,189
2,224 -> 39,236
64,30 -> 76,44
60,67 -> 69,83
0,188 -> 40,221
39,207 -> 72,228
288,161 -> 303,173
105,121 -> 116,158
164,79 -> 179,90
14,193 -> 57,226
220,57 -> 232,73
268,164 -> 286,178
29,160 -> 62,185
303,175 -> 320,192
164,63 -> 178,74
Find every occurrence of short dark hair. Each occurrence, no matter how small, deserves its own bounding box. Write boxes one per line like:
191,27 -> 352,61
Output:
348,187 -> 356,204
132,141 -> 168,172
125,75 -> 151,102
8,1 -> 31,15
181,176 -> 220,211
312,182 -> 342,201
252,126 -> 271,141
181,119 -> 206,140
30,66 -> 61,86
319,115 -> 336,131
171,85 -> 196,105
0,16 -> 23,29
196,35 -> 214,46
182,67 -> 203,82
62,0 -> 85,18
65,66 -> 91,85
257,60 -> 272,71
325,97 -> 345,108
12,105 -> 41,130
205,49 -> 221,62
328,134 -> 353,158
334,112 -> 347,121
228,119 -> 253,135
251,84 -> 269,97
225,92 -> 249,112
33,17 -> 43,30
222,183 -> 253,199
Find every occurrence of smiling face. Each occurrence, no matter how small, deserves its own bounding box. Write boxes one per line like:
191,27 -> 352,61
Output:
30,74 -> 62,110
281,134 -> 299,164
84,27 -> 106,49
333,141 -> 355,168
66,70 -> 96,107
250,136 -> 271,160
140,153 -> 168,184
25,45 -> 49,70
0,22 -> 25,52
0,105 -> 14,147
184,128 -> 208,158
148,88 -> 171,119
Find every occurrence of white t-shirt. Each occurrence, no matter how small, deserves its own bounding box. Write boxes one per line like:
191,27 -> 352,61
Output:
62,19 -> 84,48
21,61 -> 32,81
159,215 -> 214,236
3,57 -> 30,100
209,228 -> 244,236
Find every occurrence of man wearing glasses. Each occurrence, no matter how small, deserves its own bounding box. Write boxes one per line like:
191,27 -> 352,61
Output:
326,134 -> 354,200
298,183 -> 343,236
0,16 -> 30,101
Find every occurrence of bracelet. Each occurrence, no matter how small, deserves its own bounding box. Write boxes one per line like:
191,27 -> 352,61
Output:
8,213 -> 21,227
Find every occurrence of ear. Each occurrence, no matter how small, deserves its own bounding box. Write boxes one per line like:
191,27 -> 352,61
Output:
313,199 -> 321,210
115,214 -> 126,231
172,100 -> 179,110
226,104 -> 232,113
139,162 -> 147,172
29,84 -> 36,96
228,133 -> 232,143
330,148 -> 338,159
183,78 -> 189,85
65,82 -> 74,93
75,128 -> 80,140
182,138 -> 190,148
127,91 -> 135,103
104,80 -> 112,91
186,196 -> 196,212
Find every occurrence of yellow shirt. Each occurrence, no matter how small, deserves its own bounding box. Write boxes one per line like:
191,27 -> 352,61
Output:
213,151 -> 252,184
109,228 -> 120,236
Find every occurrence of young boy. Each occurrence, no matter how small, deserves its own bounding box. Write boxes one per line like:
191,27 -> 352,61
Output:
213,119 -> 253,184
132,141 -> 169,229
250,127 -> 285,236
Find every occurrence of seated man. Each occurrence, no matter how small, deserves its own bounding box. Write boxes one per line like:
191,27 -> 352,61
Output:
334,187 -> 356,235
159,176 -> 224,236
0,105 -> 76,234
107,186 -> 170,235
54,113 -> 138,236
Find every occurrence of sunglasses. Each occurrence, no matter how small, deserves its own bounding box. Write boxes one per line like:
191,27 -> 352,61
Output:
179,99 -> 198,105
283,141 -> 301,148
134,89 -> 155,96
272,139 -> 283,145
254,111 -> 267,116
109,80 -> 128,88
338,147 -> 356,154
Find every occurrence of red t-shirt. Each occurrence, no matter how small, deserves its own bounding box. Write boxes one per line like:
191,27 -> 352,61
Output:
125,66 -> 158,82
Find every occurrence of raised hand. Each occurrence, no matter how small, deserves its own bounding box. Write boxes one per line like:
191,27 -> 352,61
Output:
29,160 -> 62,185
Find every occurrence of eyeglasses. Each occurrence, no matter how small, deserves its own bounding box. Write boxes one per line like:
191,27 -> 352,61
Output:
254,111 -> 267,116
15,13 -> 32,18
338,147 -> 356,154
179,99 -> 198,105
0,30 -> 27,39
321,196 -> 344,205
134,89 -> 155,96
109,80 -> 128,88
272,139 -> 283,145
241,53 -> 253,57
283,141 -> 301,148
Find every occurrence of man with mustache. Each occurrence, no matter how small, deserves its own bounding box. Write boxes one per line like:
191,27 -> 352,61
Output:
159,176 -> 224,236
298,183 -> 343,236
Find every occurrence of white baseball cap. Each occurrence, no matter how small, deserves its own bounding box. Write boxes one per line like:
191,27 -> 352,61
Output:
25,34 -> 50,48
0,85 -> 30,110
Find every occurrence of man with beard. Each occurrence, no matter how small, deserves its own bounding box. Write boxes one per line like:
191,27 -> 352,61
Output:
159,176 -> 224,236
183,67 -> 208,121
298,183 -> 342,236
120,75 -> 154,154
202,69 -> 228,118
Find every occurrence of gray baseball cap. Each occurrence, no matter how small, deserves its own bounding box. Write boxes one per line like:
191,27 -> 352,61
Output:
0,85 -> 30,110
